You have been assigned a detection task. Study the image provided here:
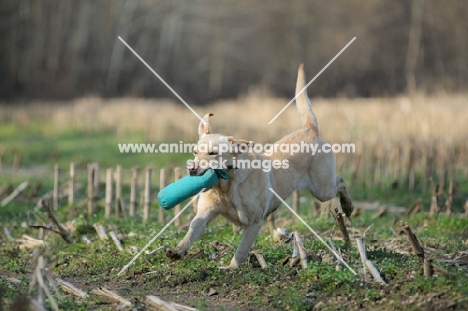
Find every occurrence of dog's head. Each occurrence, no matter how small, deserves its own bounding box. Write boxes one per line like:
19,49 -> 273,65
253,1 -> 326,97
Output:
188,113 -> 249,176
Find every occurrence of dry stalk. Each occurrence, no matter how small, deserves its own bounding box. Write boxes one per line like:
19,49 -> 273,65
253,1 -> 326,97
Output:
355,238 -> 387,285
146,295 -> 178,311
53,164 -> 59,210
273,227 -> 292,243
332,208 -> 350,249
7,276 -> 21,284
249,251 -> 268,269
289,234 -> 300,267
407,198 -> 422,217
68,162 -> 75,206
399,222 -> 424,263
429,184 -> 440,216
36,184 -> 70,208
41,200 -> 73,244
445,178 -> 453,216
143,167 -> 152,223
17,235 -> 45,249
423,259 -> 434,277
105,168 -> 113,218
87,163 -> 94,215
372,207 -> 388,219
29,225 -> 62,236
109,231 -> 124,252
433,264 -> 450,276
28,298 -> 48,311
170,302 -> 199,311
117,198 -> 127,219
351,207 -> 361,218
4,226 -> 13,239
92,287 -> 131,306
1,181 -> 29,207
30,252 -> 61,311
326,238 -> 343,270
114,165 -> 122,218
56,278 -> 88,298
93,224 -> 108,240
289,255 -> 300,267
291,231 -> 308,269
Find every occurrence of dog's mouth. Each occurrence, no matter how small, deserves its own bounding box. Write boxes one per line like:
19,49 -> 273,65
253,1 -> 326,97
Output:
188,167 -> 206,176
188,159 -> 211,176
188,163 -> 236,176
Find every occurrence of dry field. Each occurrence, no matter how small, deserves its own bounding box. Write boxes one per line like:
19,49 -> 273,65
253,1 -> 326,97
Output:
1,95 -> 468,310
3,94 -> 467,194
2,93 -> 467,144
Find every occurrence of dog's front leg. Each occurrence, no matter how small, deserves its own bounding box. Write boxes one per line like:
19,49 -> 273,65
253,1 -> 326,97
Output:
166,210 -> 215,261
221,221 -> 263,269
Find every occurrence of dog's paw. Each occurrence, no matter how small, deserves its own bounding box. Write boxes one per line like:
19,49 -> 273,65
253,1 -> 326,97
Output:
166,249 -> 183,261
339,196 -> 354,218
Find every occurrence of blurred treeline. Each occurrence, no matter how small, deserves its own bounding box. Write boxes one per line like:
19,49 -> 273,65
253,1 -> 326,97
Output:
0,0 -> 467,103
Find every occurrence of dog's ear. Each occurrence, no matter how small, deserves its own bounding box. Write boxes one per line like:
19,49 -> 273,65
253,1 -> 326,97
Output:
198,113 -> 213,137
228,137 -> 250,145
227,137 -> 252,153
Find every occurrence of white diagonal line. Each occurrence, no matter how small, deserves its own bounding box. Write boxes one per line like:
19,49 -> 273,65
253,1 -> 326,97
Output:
117,190 -> 205,276
268,37 -> 356,124
118,36 -> 206,124
268,188 -> 357,275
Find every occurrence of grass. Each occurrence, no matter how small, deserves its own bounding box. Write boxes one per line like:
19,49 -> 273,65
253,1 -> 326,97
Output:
1,98 -> 468,310
1,208 -> 467,310
0,124 -> 189,169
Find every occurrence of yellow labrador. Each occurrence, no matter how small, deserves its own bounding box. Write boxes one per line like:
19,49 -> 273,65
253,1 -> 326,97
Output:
166,64 -> 354,269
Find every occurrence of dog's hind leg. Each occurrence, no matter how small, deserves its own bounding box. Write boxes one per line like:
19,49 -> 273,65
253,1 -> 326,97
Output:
336,175 -> 354,217
221,221 -> 264,269
166,210 -> 216,261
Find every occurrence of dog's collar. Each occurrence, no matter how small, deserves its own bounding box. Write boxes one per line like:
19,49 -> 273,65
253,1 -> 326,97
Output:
214,168 -> 236,180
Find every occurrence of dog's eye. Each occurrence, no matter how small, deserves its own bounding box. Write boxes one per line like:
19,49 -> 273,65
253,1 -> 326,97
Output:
208,151 -> 218,156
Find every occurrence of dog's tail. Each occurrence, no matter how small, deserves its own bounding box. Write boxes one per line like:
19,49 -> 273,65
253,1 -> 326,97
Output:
296,64 -> 319,135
